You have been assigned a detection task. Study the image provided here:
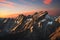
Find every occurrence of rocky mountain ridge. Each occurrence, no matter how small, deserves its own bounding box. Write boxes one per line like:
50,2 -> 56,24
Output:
0,11 -> 60,40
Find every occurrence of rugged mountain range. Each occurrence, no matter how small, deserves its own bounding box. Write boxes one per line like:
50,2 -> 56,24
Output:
0,11 -> 60,40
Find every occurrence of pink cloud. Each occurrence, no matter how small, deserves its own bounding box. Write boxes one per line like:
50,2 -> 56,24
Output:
0,3 -> 15,8
43,0 -> 52,5
0,0 -> 16,8
0,0 -> 6,2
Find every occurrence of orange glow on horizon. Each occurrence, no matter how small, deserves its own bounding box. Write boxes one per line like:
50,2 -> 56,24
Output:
0,9 -> 59,18
0,10 -> 36,18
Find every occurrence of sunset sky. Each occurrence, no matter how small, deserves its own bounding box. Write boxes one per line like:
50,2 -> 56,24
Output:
0,0 -> 60,18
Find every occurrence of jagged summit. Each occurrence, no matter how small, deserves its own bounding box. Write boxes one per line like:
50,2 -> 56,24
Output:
0,11 -> 60,40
